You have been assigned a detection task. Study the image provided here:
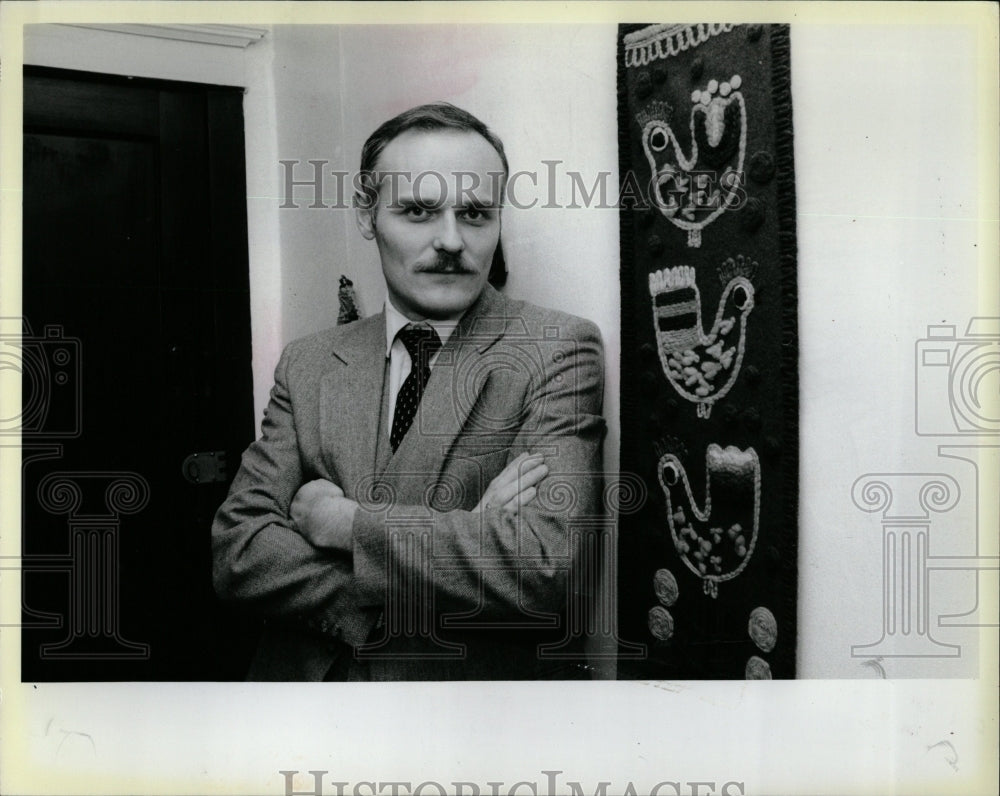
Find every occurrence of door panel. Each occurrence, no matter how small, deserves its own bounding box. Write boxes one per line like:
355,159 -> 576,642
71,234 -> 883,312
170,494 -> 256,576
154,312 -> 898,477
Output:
24,134 -> 158,288
21,66 -> 259,681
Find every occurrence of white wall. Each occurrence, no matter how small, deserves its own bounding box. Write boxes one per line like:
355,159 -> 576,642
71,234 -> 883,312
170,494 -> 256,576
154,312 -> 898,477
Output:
791,23 -> 994,678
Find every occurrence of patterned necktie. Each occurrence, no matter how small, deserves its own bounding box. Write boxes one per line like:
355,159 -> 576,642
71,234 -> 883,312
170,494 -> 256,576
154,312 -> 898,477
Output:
390,324 -> 443,452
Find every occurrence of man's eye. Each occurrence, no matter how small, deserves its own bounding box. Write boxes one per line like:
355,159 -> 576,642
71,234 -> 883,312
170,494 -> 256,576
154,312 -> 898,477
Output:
463,208 -> 489,223
404,206 -> 431,219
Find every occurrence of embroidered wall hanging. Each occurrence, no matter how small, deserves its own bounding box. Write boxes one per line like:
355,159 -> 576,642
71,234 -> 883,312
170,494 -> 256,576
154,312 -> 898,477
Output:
616,23 -> 799,679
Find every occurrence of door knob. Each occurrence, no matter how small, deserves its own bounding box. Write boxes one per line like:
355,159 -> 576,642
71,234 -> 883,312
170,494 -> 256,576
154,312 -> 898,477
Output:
181,451 -> 228,484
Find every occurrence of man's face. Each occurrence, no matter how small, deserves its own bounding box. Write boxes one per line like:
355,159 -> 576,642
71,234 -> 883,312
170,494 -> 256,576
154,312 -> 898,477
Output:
356,129 -> 505,321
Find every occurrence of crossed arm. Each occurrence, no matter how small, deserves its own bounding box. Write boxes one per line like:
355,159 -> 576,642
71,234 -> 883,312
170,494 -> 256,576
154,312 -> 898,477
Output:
289,451 -> 549,550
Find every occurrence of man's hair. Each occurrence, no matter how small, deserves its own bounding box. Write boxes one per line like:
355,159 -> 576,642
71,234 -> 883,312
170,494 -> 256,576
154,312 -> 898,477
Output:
358,102 -> 508,287
359,101 -> 509,180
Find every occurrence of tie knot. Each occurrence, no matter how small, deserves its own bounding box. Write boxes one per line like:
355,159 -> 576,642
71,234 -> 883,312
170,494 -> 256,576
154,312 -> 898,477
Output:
397,324 -> 442,368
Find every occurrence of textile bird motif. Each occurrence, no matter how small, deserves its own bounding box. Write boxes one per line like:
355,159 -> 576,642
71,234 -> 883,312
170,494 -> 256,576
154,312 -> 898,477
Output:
657,443 -> 761,598
649,265 -> 754,419
639,74 -> 747,247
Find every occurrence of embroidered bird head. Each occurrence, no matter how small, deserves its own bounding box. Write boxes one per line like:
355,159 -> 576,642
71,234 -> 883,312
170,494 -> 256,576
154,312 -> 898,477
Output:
639,75 -> 748,247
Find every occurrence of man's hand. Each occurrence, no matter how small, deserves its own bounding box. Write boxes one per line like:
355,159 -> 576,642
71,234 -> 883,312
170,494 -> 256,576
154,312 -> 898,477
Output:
473,452 -> 548,514
290,479 -> 358,552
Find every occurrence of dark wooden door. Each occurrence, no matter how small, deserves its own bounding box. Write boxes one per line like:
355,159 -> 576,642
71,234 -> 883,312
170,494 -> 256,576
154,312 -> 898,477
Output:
21,66 -> 260,680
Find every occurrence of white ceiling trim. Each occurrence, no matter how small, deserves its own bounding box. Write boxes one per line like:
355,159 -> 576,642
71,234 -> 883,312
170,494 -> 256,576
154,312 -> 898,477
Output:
61,23 -> 267,49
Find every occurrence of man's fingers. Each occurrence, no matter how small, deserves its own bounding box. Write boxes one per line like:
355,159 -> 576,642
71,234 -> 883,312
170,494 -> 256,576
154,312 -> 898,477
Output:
514,462 -> 548,490
502,485 -> 537,512
489,453 -> 542,490
475,453 -> 548,512
489,462 -> 547,507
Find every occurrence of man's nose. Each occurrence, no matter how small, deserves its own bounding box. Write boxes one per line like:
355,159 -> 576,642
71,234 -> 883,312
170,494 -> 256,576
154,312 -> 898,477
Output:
432,210 -> 465,253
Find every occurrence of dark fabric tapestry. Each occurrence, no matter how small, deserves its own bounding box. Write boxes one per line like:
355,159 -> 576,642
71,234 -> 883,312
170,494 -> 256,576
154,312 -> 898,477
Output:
616,23 -> 799,679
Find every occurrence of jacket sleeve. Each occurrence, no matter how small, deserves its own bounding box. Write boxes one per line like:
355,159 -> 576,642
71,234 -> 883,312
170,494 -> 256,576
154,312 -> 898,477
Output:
211,345 -> 361,639
348,316 -> 606,621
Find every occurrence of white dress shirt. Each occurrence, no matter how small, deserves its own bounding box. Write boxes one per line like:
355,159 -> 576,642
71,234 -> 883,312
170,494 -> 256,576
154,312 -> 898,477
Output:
384,297 -> 459,439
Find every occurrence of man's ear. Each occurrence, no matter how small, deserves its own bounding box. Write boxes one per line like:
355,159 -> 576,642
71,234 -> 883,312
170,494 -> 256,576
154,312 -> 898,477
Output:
355,202 -> 376,240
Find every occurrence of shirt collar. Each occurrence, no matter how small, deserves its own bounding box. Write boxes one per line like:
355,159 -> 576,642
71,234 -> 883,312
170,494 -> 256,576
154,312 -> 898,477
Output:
383,295 -> 461,357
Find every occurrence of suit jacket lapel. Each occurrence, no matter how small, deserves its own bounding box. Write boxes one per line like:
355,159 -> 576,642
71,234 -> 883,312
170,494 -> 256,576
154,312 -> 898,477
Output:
382,286 -> 508,490
319,313 -> 387,493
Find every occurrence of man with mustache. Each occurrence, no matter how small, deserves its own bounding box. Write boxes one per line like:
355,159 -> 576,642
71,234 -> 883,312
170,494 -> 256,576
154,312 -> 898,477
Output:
212,103 -> 606,680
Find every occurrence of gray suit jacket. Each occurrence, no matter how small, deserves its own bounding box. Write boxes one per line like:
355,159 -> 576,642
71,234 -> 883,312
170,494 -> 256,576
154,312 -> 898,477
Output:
212,285 -> 605,680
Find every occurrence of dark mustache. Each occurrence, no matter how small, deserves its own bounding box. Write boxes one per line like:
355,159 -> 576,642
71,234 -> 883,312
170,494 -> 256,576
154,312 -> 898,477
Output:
417,254 -> 476,274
